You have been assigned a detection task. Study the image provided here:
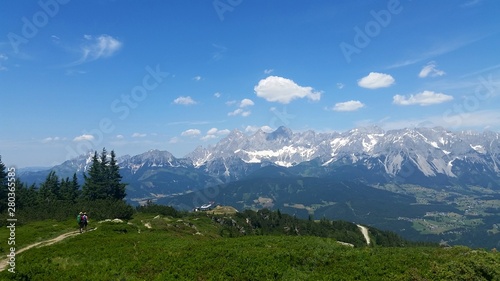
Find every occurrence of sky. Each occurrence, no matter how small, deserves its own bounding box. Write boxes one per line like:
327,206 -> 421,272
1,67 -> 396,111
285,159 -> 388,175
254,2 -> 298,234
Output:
1,0 -> 500,168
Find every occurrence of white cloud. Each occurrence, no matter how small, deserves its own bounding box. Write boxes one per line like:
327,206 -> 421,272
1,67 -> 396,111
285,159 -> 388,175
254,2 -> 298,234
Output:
419,61 -> 445,78
254,76 -> 321,104
72,34 -> 122,65
116,135 -> 124,139
174,96 -> 197,105
336,83 -> 345,89
214,92 -> 221,98
393,90 -> 453,106
332,100 -> 365,112
228,108 -> 251,117
73,134 -> 95,142
207,128 -> 219,135
132,133 -> 147,138
358,72 -> 395,89
201,128 -> 230,140
193,75 -> 202,81
228,99 -> 254,117
181,129 -> 201,137
240,98 -> 254,107
245,125 -> 273,133
264,69 -> 274,74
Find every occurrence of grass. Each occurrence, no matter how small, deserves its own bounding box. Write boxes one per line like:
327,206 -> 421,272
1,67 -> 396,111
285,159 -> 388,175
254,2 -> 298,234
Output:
1,213 -> 500,280
0,218 -> 78,255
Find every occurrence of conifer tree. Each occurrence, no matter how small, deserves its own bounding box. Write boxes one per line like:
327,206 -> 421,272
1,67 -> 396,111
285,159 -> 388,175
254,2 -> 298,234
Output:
82,148 -> 127,201
108,150 -> 127,200
16,181 -> 38,209
59,173 -> 80,202
38,171 -> 60,203
0,156 -> 8,213
82,151 -> 106,200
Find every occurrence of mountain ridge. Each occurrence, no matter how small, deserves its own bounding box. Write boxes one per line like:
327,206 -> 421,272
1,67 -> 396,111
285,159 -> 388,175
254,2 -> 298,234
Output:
19,126 -> 500,190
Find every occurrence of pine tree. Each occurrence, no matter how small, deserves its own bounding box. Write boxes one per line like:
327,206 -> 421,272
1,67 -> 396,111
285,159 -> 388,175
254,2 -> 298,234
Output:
16,180 -> 38,209
82,148 -> 127,201
38,171 -> 60,203
59,173 -> 80,202
82,151 -> 106,200
108,150 -> 126,200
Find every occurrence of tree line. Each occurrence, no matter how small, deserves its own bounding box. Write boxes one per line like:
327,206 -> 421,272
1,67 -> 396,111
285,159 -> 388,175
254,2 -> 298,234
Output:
0,148 -> 132,224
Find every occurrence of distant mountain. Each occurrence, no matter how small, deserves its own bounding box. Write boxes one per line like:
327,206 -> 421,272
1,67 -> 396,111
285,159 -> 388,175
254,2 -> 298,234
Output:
19,126 -> 500,197
16,126 -> 500,247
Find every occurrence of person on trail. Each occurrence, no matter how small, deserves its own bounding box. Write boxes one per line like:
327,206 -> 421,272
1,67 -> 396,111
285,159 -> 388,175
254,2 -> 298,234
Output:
82,212 -> 88,231
77,212 -> 84,233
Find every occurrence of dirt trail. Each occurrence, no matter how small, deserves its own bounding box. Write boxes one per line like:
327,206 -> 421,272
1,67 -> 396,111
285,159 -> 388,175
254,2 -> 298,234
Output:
0,228 -> 95,272
357,224 -> 371,245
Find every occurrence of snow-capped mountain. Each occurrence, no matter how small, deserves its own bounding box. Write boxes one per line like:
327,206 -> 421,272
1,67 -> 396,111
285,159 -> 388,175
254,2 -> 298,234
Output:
18,126 -> 500,199
187,126 -> 500,186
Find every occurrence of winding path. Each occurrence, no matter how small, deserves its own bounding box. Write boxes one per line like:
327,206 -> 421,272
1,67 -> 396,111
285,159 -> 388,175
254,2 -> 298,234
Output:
0,228 -> 96,272
357,224 -> 371,245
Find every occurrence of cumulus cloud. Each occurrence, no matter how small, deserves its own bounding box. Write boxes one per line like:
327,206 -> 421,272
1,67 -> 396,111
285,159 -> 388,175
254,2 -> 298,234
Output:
393,90 -> 453,106
72,34 -> 122,65
332,100 -> 365,112
264,69 -> 274,74
254,76 -> 321,104
245,125 -> 273,133
181,129 -> 201,137
228,108 -> 251,117
116,135 -> 124,139
193,75 -> 202,81
201,127 -> 230,140
214,92 -> 221,98
174,96 -> 197,105
73,134 -> 94,142
228,98 -> 254,117
419,61 -> 446,78
240,98 -> 254,107
336,83 -> 345,89
358,72 -> 395,89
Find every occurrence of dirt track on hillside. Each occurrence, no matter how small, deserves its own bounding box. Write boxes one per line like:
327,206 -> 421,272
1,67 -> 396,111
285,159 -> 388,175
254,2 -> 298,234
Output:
0,229 -> 95,272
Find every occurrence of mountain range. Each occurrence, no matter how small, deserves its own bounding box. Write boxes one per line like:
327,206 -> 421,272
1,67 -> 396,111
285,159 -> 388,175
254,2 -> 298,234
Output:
17,126 -> 500,247
20,125 -> 500,199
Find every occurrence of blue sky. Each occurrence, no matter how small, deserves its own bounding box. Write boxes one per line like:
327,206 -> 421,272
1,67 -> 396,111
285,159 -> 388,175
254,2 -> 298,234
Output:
1,0 -> 500,167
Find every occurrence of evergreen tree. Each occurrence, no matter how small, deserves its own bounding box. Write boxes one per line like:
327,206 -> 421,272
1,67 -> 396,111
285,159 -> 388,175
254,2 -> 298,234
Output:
38,171 -> 60,203
59,173 -> 80,202
17,181 -> 38,209
0,156 -> 8,213
108,150 -> 126,200
82,148 -> 127,201
82,151 -> 107,200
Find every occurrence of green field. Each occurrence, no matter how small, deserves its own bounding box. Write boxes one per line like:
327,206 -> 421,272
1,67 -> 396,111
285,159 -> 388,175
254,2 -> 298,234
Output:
1,212 -> 499,280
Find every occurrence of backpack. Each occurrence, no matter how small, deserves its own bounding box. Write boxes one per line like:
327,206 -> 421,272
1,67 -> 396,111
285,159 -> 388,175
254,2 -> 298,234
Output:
82,215 -> 87,223
77,214 -> 81,224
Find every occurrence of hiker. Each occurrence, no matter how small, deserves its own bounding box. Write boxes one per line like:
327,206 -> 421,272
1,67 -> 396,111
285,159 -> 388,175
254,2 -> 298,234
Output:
82,212 -> 88,231
77,212 -> 85,233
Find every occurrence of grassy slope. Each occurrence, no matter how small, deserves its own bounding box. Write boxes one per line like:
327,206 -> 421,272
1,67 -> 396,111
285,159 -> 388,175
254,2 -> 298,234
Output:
1,214 -> 499,280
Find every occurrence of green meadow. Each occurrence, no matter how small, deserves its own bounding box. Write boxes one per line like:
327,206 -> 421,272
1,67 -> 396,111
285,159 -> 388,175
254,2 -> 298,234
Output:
1,210 -> 499,281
